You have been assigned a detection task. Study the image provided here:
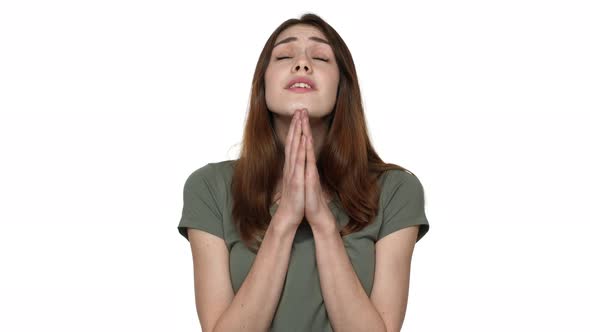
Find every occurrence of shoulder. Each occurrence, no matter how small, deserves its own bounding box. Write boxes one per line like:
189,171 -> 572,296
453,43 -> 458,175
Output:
379,168 -> 425,200
185,159 -> 235,184
383,168 -> 420,184
183,159 -> 236,202
380,168 -> 421,187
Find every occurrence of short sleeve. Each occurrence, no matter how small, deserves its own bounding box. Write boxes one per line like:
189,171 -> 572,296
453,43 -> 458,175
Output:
377,170 -> 430,243
177,164 -> 225,242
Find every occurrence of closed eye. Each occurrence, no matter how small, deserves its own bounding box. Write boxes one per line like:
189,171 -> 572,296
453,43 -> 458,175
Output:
276,56 -> 328,62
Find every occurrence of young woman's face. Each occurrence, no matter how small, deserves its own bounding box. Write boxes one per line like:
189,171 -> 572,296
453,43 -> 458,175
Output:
265,24 -> 340,119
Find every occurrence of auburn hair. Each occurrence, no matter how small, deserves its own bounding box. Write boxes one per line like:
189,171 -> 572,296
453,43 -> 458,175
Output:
231,13 -> 413,254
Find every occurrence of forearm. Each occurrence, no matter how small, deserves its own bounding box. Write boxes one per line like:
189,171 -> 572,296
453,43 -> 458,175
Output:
213,219 -> 297,332
311,220 -> 387,332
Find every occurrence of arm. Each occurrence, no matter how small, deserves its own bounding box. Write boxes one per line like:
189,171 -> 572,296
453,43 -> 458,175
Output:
311,217 -> 387,332
213,217 -> 297,332
370,225 -> 419,332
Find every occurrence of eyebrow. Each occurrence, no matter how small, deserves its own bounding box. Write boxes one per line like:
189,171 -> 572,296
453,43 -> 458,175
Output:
273,36 -> 331,48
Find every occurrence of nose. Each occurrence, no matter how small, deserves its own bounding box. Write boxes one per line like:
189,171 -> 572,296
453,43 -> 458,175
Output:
295,64 -> 310,72
293,54 -> 312,73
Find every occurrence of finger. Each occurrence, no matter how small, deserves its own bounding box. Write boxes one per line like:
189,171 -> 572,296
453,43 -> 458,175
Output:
290,116 -> 302,177
296,134 -> 306,183
300,109 -> 311,139
299,111 -> 316,171
284,111 -> 299,175
288,111 -> 301,175
305,124 -> 316,171
300,111 -> 316,166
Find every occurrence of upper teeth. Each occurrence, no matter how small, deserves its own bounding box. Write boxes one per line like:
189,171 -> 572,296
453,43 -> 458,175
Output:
290,82 -> 311,89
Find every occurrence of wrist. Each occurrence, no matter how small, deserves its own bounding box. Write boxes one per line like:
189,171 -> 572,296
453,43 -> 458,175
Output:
269,213 -> 299,237
309,213 -> 339,237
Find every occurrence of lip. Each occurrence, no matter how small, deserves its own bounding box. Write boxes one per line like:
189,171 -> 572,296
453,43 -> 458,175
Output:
285,77 -> 316,90
287,87 -> 315,93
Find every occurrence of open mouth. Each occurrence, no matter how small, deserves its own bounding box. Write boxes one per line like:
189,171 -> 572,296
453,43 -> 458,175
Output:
287,82 -> 315,93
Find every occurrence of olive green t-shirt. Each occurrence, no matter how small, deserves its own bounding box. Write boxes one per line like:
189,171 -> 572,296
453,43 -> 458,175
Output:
178,159 -> 429,332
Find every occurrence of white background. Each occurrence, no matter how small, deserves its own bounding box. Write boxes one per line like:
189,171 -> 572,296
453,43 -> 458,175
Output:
1,1 -> 589,331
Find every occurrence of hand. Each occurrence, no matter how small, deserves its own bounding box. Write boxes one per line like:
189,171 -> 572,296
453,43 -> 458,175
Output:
300,109 -> 337,233
273,109 -> 307,232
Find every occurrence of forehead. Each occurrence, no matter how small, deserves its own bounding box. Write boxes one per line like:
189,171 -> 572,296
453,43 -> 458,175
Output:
274,25 -> 331,50
277,24 -> 325,39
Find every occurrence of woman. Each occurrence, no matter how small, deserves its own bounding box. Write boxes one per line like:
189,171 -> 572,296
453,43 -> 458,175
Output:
178,13 -> 430,332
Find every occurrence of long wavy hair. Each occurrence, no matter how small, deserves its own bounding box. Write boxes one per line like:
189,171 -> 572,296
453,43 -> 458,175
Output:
231,13 -> 413,254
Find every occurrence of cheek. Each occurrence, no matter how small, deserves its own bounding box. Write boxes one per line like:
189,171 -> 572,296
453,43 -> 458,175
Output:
323,76 -> 339,95
264,76 -> 278,92
331,72 -> 340,93
264,80 -> 282,99
264,69 -> 279,89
